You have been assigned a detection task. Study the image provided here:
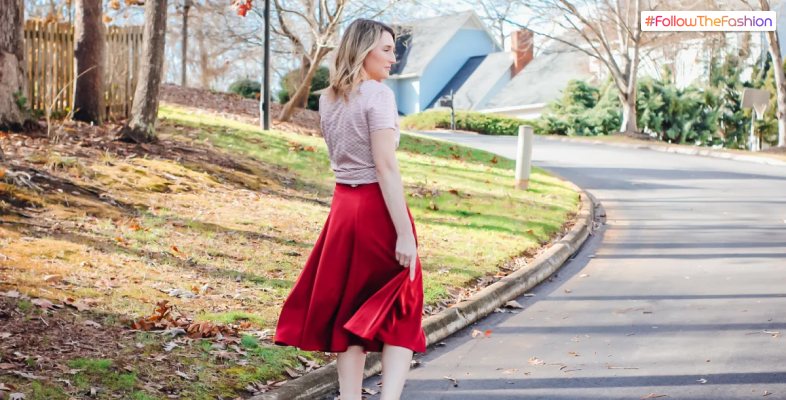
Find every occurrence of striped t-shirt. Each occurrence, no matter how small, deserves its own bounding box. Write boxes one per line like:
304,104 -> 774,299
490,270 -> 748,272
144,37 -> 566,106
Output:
319,80 -> 400,185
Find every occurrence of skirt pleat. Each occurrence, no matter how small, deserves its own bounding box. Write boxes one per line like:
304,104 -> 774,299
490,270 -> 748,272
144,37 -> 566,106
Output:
274,183 -> 427,353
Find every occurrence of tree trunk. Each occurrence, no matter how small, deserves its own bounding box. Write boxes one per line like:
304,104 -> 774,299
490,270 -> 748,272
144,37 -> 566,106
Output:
181,0 -> 190,87
73,0 -> 105,124
297,54 -> 310,108
196,24 -> 210,88
0,0 -> 26,132
619,93 -> 638,134
279,58 -> 322,122
119,0 -> 168,143
762,0 -> 786,147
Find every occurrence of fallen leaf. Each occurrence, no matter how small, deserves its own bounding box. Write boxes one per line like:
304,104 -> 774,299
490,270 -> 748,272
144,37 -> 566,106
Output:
504,300 -> 524,309
175,371 -> 193,381
31,298 -> 55,310
0,382 -> 15,390
0,332 -> 11,339
64,297 -> 95,311
0,363 -> 17,370
528,357 -> 545,366
84,320 -> 102,328
284,367 -> 301,378
12,370 -> 43,380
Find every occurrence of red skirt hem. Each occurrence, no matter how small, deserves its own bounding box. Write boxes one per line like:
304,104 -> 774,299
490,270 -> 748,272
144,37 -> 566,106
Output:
273,183 -> 426,354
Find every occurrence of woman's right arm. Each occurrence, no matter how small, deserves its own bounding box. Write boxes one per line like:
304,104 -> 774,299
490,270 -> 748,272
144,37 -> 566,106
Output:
371,129 -> 417,281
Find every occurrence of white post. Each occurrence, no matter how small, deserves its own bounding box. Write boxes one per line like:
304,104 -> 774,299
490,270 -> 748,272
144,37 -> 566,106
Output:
515,125 -> 534,190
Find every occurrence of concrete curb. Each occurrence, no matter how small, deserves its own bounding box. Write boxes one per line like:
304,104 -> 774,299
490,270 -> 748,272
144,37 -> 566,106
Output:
253,184 -> 596,400
540,135 -> 786,167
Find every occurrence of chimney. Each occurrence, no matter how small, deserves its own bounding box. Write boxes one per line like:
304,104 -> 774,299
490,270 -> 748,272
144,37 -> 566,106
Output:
510,29 -> 533,77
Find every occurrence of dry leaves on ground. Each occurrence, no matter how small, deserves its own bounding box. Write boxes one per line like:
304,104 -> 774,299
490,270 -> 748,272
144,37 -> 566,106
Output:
130,300 -> 239,339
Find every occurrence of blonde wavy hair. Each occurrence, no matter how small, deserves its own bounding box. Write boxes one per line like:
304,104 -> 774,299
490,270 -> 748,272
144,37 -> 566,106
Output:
329,19 -> 395,101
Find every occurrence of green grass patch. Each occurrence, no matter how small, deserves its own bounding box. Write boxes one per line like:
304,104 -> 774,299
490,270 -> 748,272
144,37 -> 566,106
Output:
67,358 -> 137,393
197,311 -> 266,326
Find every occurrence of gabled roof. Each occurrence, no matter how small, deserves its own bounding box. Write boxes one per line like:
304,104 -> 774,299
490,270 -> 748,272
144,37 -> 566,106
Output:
389,11 -> 500,79
428,52 -> 513,109
426,55 -> 487,108
484,40 -> 596,109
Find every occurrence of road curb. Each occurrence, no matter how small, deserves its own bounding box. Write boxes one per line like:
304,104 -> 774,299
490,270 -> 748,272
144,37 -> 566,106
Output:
254,183 -> 596,400
540,135 -> 786,167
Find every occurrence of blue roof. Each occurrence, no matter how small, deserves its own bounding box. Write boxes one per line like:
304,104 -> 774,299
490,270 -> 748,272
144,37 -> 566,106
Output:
426,55 -> 487,108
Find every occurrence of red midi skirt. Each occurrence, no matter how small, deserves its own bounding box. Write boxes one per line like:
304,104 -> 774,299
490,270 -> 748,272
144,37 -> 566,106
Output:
273,182 -> 427,353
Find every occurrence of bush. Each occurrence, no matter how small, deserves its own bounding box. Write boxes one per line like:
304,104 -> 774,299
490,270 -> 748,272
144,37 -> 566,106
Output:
278,66 -> 330,111
401,110 -> 532,135
228,78 -> 261,99
636,76 -> 721,145
537,79 -> 621,136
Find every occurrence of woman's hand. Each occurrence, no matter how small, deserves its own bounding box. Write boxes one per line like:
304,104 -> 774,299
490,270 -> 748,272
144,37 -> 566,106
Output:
395,233 -> 418,281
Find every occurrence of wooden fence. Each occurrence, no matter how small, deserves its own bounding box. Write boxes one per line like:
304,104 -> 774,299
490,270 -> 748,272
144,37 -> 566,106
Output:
23,20 -> 144,118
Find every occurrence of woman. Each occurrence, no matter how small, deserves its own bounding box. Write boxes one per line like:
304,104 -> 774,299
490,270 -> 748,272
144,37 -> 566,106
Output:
274,19 -> 427,400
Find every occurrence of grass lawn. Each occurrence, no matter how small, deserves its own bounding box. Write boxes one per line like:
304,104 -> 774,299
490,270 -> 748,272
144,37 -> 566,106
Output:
0,104 -> 578,399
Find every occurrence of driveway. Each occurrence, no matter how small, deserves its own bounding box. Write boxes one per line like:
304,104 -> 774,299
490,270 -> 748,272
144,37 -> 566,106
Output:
363,132 -> 786,399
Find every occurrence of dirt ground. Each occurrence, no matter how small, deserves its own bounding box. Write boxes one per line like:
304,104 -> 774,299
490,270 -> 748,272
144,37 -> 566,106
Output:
158,84 -> 321,136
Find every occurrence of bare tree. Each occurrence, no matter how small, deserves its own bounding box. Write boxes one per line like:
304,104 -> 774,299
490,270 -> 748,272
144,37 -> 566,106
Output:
119,0 -> 168,143
181,0 -> 191,86
509,0 -> 649,135
272,0 -> 346,121
165,1 -> 262,90
73,0 -> 106,123
758,0 -> 785,147
460,0 -> 524,48
1,0 -> 26,133
272,0 -> 402,121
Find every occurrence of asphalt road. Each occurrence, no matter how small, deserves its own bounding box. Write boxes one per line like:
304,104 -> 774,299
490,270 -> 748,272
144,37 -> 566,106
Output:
364,133 -> 786,400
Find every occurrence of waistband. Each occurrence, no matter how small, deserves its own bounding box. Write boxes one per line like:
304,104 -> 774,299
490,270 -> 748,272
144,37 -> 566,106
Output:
336,182 -> 380,188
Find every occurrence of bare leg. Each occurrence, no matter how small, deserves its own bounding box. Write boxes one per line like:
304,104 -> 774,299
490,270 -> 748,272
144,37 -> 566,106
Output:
336,345 -> 366,400
380,344 -> 414,400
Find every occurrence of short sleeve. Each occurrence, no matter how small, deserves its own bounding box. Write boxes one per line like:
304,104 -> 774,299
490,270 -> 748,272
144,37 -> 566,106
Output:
367,87 -> 398,133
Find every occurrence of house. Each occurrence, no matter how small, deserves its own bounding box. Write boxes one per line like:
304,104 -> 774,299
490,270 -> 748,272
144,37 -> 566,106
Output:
388,11 -> 595,119
386,11 -> 527,115
389,8 -> 777,121
481,38 -> 597,120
